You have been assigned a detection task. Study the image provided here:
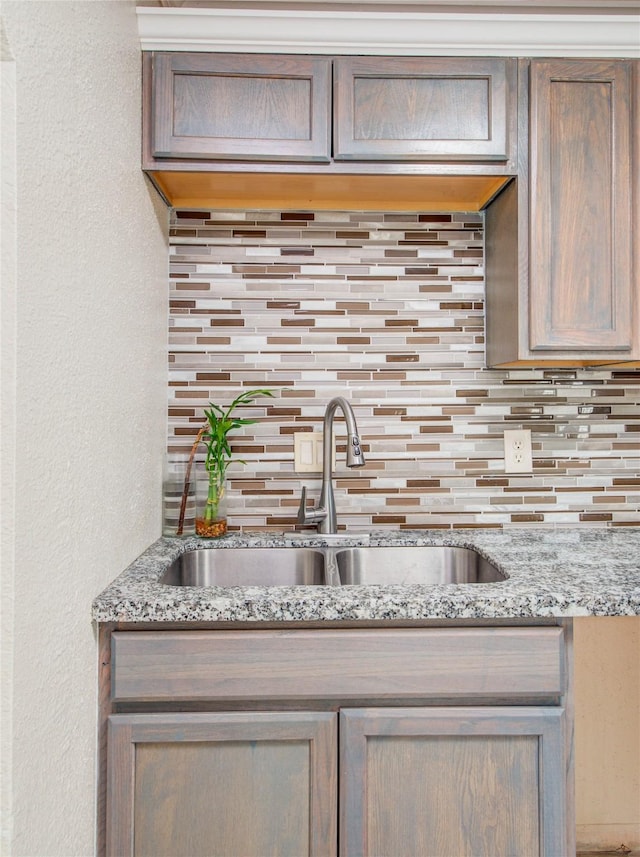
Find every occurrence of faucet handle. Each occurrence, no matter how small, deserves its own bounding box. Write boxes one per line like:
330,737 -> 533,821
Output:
296,485 -> 327,528
296,486 -> 309,526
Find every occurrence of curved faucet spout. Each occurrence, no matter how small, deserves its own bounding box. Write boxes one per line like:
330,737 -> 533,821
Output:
297,396 -> 365,534
323,397 -> 365,471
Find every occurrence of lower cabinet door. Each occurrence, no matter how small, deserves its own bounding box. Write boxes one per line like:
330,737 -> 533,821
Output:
340,706 -> 568,857
107,711 -> 337,857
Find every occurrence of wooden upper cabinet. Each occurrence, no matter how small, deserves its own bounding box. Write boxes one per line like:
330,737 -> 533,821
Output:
150,52 -> 332,162
485,58 -> 639,367
143,52 -> 517,208
333,57 -> 517,163
529,59 -> 635,356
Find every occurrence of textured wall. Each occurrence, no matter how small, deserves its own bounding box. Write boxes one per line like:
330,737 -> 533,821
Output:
1,3 -> 167,855
168,208 -> 640,531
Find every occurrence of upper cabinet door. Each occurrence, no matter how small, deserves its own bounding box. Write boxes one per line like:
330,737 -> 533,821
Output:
529,59 -> 634,354
333,57 -> 517,163
151,52 -> 332,162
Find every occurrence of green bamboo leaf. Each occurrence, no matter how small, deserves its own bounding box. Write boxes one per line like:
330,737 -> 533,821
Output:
199,388 -> 276,480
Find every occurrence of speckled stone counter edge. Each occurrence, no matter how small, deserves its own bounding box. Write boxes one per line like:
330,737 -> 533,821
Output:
91,528 -> 640,623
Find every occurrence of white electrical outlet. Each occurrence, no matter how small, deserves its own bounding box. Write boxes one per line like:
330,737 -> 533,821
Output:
503,429 -> 533,473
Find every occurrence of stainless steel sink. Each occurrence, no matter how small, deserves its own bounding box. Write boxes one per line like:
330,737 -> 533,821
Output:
159,545 -> 506,587
334,546 -> 505,585
160,548 -> 326,587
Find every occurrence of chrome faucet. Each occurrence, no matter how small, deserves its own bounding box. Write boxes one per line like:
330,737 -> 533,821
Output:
297,396 -> 365,534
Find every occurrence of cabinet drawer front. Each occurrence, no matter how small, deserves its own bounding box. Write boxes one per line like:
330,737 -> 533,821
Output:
151,52 -> 332,162
334,57 -> 516,162
111,627 -> 565,703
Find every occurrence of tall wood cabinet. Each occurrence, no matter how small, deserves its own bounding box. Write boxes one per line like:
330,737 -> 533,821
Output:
100,622 -> 574,857
486,58 -> 639,367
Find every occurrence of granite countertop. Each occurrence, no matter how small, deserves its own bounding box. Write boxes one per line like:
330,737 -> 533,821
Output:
91,528 -> 640,623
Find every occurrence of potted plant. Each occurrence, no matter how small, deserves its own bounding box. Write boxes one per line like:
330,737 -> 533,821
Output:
176,389 -> 274,537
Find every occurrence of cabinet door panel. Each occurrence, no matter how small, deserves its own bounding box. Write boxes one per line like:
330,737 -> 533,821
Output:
341,706 -> 567,857
152,53 -> 332,162
529,59 -> 633,353
334,57 -> 516,162
107,711 -> 337,857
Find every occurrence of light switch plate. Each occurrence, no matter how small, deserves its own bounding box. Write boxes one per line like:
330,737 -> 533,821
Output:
294,432 -> 334,473
503,429 -> 533,473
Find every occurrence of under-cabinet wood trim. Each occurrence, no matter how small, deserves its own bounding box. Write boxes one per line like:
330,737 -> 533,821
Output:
149,170 -> 510,211
111,626 -> 565,703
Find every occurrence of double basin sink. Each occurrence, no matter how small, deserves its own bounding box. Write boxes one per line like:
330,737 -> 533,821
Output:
160,545 -> 507,588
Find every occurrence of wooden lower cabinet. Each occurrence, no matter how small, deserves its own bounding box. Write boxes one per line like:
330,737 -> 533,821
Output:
102,623 -> 573,857
106,711 -> 337,857
340,706 -> 566,857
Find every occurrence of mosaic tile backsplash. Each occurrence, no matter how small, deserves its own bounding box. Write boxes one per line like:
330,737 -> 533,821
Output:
168,209 -> 640,531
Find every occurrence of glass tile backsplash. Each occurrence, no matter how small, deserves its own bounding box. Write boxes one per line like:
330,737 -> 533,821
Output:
168,209 -> 640,531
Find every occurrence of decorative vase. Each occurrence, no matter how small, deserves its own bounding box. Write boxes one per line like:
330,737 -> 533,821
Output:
162,457 -> 195,537
195,468 -> 228,538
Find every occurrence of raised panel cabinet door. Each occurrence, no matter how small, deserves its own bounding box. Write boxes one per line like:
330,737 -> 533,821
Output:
151,52 -> 332,162
107,710 -> 337,857
333,57 -> 517,163
529,59 -> 634,355
340,706 -> 568,857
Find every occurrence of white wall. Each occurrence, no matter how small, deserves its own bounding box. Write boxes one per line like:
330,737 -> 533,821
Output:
0,3 -> 167,855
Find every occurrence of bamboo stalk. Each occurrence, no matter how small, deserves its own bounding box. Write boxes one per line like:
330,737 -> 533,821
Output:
176,422 -> 207,536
